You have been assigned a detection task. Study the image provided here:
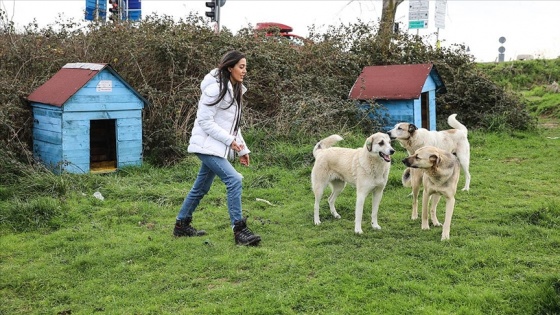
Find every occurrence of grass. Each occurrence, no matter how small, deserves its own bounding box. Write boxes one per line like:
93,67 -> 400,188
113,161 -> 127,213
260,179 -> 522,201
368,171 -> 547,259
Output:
526,91 -> 560,119
1,124 -> 560,314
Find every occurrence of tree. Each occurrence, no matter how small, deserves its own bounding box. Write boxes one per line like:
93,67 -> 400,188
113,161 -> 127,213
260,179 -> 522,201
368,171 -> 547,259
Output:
377,0 -> 404,56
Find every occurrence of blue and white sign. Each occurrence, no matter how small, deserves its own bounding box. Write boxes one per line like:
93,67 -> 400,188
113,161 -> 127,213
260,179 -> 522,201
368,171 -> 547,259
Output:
85,0 -> 107,21
408,0 -> 429,29
125,0 -> 142,21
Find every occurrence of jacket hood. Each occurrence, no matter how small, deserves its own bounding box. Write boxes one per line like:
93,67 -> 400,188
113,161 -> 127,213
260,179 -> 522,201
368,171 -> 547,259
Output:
200,68 -> 220,92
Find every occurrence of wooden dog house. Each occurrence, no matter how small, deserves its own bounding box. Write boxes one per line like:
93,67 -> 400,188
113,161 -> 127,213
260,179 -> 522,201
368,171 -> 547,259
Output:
349,63 -> 446,131
27,63 -> 148,174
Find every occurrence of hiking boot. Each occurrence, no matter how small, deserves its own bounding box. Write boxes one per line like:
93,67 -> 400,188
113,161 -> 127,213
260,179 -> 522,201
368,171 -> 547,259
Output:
173,218 -> 206,237
233,218 -> 261,246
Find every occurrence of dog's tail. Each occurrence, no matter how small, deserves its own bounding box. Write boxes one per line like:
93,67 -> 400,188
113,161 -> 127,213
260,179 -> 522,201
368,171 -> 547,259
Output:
313,134 -> 343,158
402,168 -> 412,188
447,114 -> 467,134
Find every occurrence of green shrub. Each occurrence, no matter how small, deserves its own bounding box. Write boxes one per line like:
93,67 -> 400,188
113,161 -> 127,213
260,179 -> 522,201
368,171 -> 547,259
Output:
0,9 -> 543,175
527,86 -> 548,97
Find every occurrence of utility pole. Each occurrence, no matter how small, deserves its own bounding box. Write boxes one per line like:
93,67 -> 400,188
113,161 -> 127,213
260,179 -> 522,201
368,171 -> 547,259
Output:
205,0 -> 226,34
215,0 -> 221,33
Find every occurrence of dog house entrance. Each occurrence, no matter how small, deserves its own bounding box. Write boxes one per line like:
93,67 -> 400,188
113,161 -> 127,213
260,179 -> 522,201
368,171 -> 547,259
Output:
420,92 -> 429,129
90,119 -> 117,173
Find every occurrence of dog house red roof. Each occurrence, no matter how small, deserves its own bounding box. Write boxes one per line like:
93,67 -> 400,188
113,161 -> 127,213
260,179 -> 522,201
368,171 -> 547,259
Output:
27,63 -> 148,107
348,63 -> 446,100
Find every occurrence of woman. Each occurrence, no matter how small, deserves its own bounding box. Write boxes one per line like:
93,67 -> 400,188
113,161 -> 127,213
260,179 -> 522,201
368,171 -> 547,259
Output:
173,50 -> 261,246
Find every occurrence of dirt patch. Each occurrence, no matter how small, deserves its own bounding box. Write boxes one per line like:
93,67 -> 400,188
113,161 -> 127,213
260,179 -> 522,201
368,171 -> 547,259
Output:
541,121 -> 558,129
538,116 -> 559,129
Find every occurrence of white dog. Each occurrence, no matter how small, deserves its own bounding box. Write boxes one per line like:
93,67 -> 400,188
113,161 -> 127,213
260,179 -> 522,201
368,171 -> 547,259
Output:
387,114 -> 470,220
402,146 -> 461,240
311,133 -> 395,234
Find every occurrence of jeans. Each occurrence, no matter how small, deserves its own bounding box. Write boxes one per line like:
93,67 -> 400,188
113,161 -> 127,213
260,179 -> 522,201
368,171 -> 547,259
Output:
177,154 -> 243,225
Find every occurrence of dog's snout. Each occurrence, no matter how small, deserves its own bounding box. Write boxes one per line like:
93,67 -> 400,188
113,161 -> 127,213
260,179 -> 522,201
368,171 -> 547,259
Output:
390,149 -> 395,155
402,157 -> 411,166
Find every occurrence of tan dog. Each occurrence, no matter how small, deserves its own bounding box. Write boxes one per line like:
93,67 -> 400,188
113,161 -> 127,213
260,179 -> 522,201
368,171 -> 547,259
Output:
387,114 -> 470,220
402,146 -> 460,240
311,133 -> 395,234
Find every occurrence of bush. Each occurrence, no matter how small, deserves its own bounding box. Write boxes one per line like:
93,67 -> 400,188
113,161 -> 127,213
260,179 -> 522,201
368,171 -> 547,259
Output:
0,10 -> 538,175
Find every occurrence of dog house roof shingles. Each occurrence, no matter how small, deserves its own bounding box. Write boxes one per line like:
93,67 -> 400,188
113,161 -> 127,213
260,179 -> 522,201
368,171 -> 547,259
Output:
348,63 -> 445,101
27,63 -> 109,107
27,63 -> 148,107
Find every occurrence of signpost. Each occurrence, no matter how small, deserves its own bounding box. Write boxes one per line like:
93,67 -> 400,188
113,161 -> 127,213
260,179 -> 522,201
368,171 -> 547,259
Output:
434,0 -> 446,29
434,0 -> 446,49
408,0 -> 429,30
498,37 -> 506,62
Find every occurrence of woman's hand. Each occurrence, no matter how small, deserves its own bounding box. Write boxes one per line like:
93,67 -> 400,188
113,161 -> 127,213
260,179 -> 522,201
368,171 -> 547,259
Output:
231,140 -> 245,152
239,154 -> 250,166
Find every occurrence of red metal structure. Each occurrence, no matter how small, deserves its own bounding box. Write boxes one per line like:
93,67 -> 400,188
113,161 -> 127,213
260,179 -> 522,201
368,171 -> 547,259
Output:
255,22 -> 306,46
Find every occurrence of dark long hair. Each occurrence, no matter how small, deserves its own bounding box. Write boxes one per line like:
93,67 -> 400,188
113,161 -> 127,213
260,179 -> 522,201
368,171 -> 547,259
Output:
206,50 -> 245,109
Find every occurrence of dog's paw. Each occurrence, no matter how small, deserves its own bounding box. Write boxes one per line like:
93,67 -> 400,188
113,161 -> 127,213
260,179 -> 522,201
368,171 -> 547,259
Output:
432,221 -> 442,227
421,225 -> 430,230
411,214 -> 418,220
314,220 -> 321,226
333,213 -> 341,219
354,229 -> 363,235
441,234 -> 450,241
371,223 -> 382,230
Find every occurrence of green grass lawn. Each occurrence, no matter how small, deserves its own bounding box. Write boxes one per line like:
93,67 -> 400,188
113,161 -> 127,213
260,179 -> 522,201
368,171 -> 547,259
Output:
1,124 -> 559,314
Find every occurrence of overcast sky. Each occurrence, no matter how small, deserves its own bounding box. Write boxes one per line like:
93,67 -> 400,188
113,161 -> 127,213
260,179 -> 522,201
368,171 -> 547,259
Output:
1,0 -> 558,63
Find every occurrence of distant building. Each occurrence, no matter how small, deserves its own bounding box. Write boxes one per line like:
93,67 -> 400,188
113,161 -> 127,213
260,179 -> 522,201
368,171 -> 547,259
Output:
517,54 -> 534,61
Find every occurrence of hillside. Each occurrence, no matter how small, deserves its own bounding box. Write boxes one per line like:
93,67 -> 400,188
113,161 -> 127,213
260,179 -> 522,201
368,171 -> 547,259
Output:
478,59 -> 560,118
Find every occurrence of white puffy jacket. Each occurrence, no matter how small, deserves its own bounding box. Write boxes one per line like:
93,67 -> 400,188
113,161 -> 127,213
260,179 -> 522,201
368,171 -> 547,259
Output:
187,69 -> 250,160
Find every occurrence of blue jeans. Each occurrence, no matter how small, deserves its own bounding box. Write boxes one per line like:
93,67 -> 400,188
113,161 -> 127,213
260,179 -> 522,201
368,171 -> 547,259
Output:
177,154 -> 243,225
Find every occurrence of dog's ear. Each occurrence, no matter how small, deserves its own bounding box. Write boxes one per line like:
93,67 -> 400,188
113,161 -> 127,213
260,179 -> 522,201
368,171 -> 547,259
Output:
366,139 -> 373,152
429,154 -> 441,167
408,124 -> 417,134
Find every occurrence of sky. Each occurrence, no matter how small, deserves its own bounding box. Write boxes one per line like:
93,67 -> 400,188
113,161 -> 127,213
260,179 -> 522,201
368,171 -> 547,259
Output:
1,0 -> 559,63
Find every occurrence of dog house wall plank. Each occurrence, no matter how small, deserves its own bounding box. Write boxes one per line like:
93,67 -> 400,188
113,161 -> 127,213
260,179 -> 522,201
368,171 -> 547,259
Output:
33,127 -> 62,145
33,112 -> 62,130
62,110 -> 140,121
117,125 -> 142,141
383,100 -> 414,124
116,117 -> 143,168
32,105 -> 63,167
32,141 -> 62,170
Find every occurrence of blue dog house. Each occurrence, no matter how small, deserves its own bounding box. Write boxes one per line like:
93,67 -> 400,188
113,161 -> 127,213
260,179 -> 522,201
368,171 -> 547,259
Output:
348,63 -> 446,131
27,63 -> 148,174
